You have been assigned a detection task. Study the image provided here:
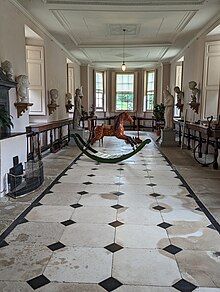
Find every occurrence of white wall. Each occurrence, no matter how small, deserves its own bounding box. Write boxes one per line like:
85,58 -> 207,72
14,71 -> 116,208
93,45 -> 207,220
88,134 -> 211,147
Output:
0,0 -> 81,130
170,31 -> 220,122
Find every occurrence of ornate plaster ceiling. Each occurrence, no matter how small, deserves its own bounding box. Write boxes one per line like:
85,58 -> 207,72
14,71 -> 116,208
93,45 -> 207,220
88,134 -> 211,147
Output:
16,0 -> 220,68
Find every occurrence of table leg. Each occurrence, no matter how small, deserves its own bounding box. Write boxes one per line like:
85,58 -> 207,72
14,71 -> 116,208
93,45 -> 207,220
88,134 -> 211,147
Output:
213,138 -> 219,169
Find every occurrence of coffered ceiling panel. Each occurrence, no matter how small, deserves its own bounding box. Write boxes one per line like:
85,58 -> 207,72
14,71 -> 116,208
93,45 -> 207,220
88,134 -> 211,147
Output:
17,0 -> 220,68
52,9 -> 195,45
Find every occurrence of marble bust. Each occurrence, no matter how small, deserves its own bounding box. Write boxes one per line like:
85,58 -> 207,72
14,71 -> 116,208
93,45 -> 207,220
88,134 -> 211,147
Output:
1,60 -> 14,81
163,89 -> 174,129
189,81 -> 200,103
49,89 -> 58,105
16,75 -> 29,103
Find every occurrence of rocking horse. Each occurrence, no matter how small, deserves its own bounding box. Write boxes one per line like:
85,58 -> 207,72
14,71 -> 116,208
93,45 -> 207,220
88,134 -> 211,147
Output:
91,112 -> 137,148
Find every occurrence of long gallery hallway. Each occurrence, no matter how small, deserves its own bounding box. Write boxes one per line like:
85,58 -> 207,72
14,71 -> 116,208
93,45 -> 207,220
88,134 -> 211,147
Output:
0,134 -> 220,292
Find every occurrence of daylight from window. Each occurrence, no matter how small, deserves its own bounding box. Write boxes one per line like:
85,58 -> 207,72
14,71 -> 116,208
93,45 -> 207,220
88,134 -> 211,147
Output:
116,74 -> 134,111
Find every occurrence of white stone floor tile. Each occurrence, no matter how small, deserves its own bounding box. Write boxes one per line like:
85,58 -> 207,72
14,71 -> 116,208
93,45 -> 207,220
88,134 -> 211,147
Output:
40,192 -> 81,206
72,206 -> 117,224
0,244 -> 52,281
44,247 -> 112,283
79,193 -> 118,206
112,248 -> 181,286
115,225 -> 169,249
117,207 -> 163,225
60,223 -> 115,247
115,286 -> 177,291
26,205 -> 74,222
118,194 -> 156,208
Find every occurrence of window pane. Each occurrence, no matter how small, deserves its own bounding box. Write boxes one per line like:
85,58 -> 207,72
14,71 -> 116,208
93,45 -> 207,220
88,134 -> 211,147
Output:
145,71 -> 155,111
95,72 -> 104,110
116,74 -> 134,111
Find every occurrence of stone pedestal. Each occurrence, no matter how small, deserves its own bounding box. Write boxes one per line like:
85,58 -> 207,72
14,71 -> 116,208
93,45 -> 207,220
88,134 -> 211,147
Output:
159,128 -> 177,147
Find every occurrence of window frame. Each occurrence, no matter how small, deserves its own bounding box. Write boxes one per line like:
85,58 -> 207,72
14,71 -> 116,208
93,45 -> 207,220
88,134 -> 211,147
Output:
95,71 -> 105,112
174,61 -> 184,118
144,70 -> 156,112
115,72 -> 135,112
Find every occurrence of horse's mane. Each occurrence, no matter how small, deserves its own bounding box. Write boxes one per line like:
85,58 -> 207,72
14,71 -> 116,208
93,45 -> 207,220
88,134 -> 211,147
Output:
114,112 -> 125,131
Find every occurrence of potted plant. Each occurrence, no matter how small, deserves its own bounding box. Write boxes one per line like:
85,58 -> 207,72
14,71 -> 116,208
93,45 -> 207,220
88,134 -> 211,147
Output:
153,103 -> 165,136
0,108 -> 13,138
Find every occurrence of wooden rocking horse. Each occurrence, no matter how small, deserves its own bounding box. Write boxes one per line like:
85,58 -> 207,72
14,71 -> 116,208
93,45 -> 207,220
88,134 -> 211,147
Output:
91,112 -> 137,148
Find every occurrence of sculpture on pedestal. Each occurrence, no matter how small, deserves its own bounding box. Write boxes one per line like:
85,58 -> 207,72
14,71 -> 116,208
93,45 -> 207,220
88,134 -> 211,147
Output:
66,93 -> 73,112
174,86 -> 184,112
1,60 -> 14,81
73,87 -> 83,129
16,75 -> 29,103
163,89 -> 174,129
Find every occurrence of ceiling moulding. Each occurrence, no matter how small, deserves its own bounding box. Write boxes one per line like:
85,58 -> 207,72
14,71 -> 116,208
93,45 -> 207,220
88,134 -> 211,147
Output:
44,0 -> 205,6
108,24 -> 141,36
9,0 -> 81,65
78,43 -> 172,48
171,13 -> 220,63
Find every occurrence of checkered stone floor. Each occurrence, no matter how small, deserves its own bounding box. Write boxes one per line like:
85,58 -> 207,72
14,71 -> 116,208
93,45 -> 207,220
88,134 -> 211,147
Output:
0,133 -> 220,291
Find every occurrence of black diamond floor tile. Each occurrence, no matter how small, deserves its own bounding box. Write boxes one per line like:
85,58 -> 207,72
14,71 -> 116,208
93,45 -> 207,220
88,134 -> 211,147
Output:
172,279 -> 197,292
115,182 -> 124,186
186,194 -> 193,198
77,191 -> 88,195
117,168 -> 124,171
113,191 -> 124,196
195,207 -> 202,212
0,240 -> 9,248
149,193 -> 161,198
207,224 -> 216,230
83,181 -> 93,185
99,277 -> 123,291
104,243 -> 123,253
163,244 -> 182,255
61,219 -> 76,226
147,183 -> 157,187
70,203 -> 83,208
45,190 -> 53,194
157,222 -> 173,229
91,168 -> 98,170
111,204 -> 124,210
47,241 -> 66,251
118,163 -> 125,166
27,275 -> 50,290
19,217 -> 29,224
109,220 -> 124,228
153,205 -> 165,211
36,202 -> 43,206
55,181 -> 62,184
87,174 -> 95,177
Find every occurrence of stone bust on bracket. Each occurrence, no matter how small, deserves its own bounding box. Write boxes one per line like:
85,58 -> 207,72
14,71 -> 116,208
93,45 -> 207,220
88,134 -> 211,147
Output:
49,89 -> 59,105
1,60 -> 14,81
16,75 -> 29,103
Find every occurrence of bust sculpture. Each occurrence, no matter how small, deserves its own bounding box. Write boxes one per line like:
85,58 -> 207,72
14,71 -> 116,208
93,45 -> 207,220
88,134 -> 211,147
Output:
163,89 -> 174,129
73,87 -> 83,129
1,60 -> 14,80
189,81 -> 200,103
16,75 -> 29,103
49,89 -> 58,105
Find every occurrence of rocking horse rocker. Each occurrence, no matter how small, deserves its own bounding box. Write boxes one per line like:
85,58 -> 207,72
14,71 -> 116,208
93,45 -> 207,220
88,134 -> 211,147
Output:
72,112 -> 151,163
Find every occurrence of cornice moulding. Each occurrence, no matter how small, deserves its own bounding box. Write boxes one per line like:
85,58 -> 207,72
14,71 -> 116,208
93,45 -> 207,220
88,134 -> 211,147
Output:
45,0 -> 205,6
171,13 -> 220,63
9,0 -> 81,66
